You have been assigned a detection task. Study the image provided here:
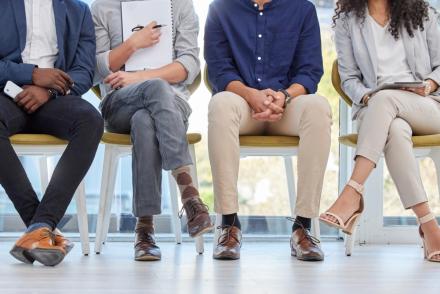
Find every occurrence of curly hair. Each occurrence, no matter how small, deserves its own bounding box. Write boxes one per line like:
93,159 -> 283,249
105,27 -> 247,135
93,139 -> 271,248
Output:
333,0 -> 431,39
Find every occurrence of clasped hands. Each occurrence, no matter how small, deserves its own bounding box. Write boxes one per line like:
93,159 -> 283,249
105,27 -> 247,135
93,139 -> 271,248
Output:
245,88 -> 286,122
15,68 -> 74,114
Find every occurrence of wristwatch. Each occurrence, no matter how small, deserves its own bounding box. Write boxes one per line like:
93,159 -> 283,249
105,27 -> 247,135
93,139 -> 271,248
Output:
48,89 -> 58,100
278,89 -> 293,108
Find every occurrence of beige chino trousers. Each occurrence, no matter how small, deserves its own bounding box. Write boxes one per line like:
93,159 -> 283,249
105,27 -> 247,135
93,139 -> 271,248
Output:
208,91 -> 332,218
356,90 -> 440,208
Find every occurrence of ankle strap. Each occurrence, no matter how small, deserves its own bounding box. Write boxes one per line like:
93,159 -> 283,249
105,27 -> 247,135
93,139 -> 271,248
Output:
418,213 -> 436,225
347,180 -> 364,196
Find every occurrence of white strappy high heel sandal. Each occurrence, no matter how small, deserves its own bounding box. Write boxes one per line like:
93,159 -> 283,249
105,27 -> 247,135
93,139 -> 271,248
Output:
319,180 -> 364,235
418,213 -> 440,263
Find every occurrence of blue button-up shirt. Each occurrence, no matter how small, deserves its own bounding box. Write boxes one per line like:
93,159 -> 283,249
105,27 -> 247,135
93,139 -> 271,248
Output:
204,0 -> 323,95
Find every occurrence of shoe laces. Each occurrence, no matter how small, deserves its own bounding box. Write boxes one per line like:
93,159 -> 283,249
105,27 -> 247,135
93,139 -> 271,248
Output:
135,227 -> 156,245
40,229 -> 57,245
179,198 -> 209,222
216,225 -> 242,248
286,217 -> 320,245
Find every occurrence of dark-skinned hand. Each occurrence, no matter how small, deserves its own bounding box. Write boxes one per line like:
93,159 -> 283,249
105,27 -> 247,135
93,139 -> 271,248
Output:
32,68 -> 73,95
15,85 -> 50,114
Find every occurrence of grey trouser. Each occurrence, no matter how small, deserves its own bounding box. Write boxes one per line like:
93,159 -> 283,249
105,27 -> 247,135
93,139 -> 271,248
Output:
356,90 -> 440,209
101,79 -> 193,216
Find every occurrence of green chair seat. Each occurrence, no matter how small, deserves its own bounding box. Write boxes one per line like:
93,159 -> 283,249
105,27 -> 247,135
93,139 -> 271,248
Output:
239,136 -> 299,147
340,133 -> 440,149
101,132 -> 202,146
10,134 -> 67,145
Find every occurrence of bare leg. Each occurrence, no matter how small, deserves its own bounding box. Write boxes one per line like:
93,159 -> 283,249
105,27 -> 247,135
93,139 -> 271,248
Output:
412,202 -> 440,261
320,156 -> 374,224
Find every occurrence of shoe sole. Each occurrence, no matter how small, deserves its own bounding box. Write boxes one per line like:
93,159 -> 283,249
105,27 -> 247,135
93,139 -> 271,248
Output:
135,255 -> 161,262
9,246 -> 35,264
27,249 -> 66,266
190,224 -> 215,238
291,249 -> 324,262
65,244 -> 74,255
213,253 -> 240,260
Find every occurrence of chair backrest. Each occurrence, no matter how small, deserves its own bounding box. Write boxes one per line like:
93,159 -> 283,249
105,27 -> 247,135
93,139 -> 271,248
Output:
331,59 -> 353,107
203,64 -> 213,94
91,73 -> 202,100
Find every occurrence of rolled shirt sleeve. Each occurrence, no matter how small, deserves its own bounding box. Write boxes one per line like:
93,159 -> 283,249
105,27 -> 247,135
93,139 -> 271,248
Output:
91,2 -> 113,86
174,0 -> 200,85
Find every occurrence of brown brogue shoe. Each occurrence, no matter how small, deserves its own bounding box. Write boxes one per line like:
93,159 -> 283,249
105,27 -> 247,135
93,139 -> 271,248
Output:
181,198 -> 213,238
291,227 -> 324,262
213,226 -> 242,260
54,229 -> 74,254
134,226 -> 161,261
10,227 -> 66,266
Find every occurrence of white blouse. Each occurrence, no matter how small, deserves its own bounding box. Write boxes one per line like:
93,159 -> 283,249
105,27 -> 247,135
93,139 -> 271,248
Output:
368,14 -> 415,85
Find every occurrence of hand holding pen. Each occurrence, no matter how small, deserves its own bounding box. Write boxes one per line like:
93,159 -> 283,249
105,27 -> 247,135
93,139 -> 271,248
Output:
128,21 -> 163,50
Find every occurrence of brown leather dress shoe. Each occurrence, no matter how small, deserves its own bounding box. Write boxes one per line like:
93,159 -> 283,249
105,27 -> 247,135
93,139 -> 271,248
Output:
290,227 -> 324,261
213,226 -> 242,260
181,198 -> 213,238
10,227 -> 66,266
134,226 -> 161,261
54,229 -> 75,254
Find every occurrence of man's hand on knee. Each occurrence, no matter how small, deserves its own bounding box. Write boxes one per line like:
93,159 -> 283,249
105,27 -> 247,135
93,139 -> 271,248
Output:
15,86 -> 51,114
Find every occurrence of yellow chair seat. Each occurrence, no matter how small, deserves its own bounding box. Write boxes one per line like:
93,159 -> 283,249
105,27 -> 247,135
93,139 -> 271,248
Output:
101,132 -> 202,145
340,134 -> 440,149
10,134 -> 67,145
239,136 -> 299,147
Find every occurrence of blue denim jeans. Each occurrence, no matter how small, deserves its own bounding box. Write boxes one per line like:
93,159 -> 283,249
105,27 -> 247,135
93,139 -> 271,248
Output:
101,79 -> 193,216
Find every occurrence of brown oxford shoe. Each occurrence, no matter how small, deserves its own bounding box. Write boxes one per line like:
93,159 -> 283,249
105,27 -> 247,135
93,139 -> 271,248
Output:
290,226 -> 324,262
54,229 -> 74,255
181,198 -> 214,238
10,227 -> 66,266
134,226 -> 161,261
213,226 -> 242,260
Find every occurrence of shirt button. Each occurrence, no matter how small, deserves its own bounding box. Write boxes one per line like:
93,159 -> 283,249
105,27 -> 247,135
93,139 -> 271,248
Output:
257,57 -> 262,61
254,3 -> 258,7
258,34 -> 262,38
257,78 -> 262,82
260,12 -> 263,16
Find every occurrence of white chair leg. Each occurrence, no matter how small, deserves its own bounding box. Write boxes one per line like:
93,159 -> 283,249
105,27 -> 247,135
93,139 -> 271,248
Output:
311,218 -> 321,241
283,156 -> 297,217
75,181 -> 90,255
95,145 -> 119,254
430,151 -> 440,202
168,171 -> 182,244
213,213 -> 222,252
39,156 -> 49,194
189,144 -> 204,254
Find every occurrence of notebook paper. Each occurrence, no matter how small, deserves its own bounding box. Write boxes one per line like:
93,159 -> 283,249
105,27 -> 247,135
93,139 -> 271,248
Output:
121,0 -> 173,71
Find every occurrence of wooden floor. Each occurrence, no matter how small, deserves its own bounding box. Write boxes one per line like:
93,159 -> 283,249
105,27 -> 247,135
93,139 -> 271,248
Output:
0,241 -> 439,294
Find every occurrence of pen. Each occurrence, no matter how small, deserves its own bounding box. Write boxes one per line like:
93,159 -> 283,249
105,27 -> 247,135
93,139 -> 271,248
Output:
153,24 -> 167,29
132,24 -> 167,32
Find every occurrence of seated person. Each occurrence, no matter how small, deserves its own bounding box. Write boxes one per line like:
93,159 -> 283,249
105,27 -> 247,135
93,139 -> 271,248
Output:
92,0 -> 212,261
0,0 -> 103,266
205,0 -> 332,261
321,0 -> 440,262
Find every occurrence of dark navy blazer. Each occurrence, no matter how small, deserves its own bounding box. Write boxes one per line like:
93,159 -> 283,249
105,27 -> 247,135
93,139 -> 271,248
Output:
204,0 -> 323,95
0,0 -> 96,96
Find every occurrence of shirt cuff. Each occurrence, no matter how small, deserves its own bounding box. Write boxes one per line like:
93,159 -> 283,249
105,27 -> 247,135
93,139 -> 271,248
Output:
215,72 -> 243,93
96,51 -> 112,83
289,75 -> 317,94
175,55 -> 200,85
